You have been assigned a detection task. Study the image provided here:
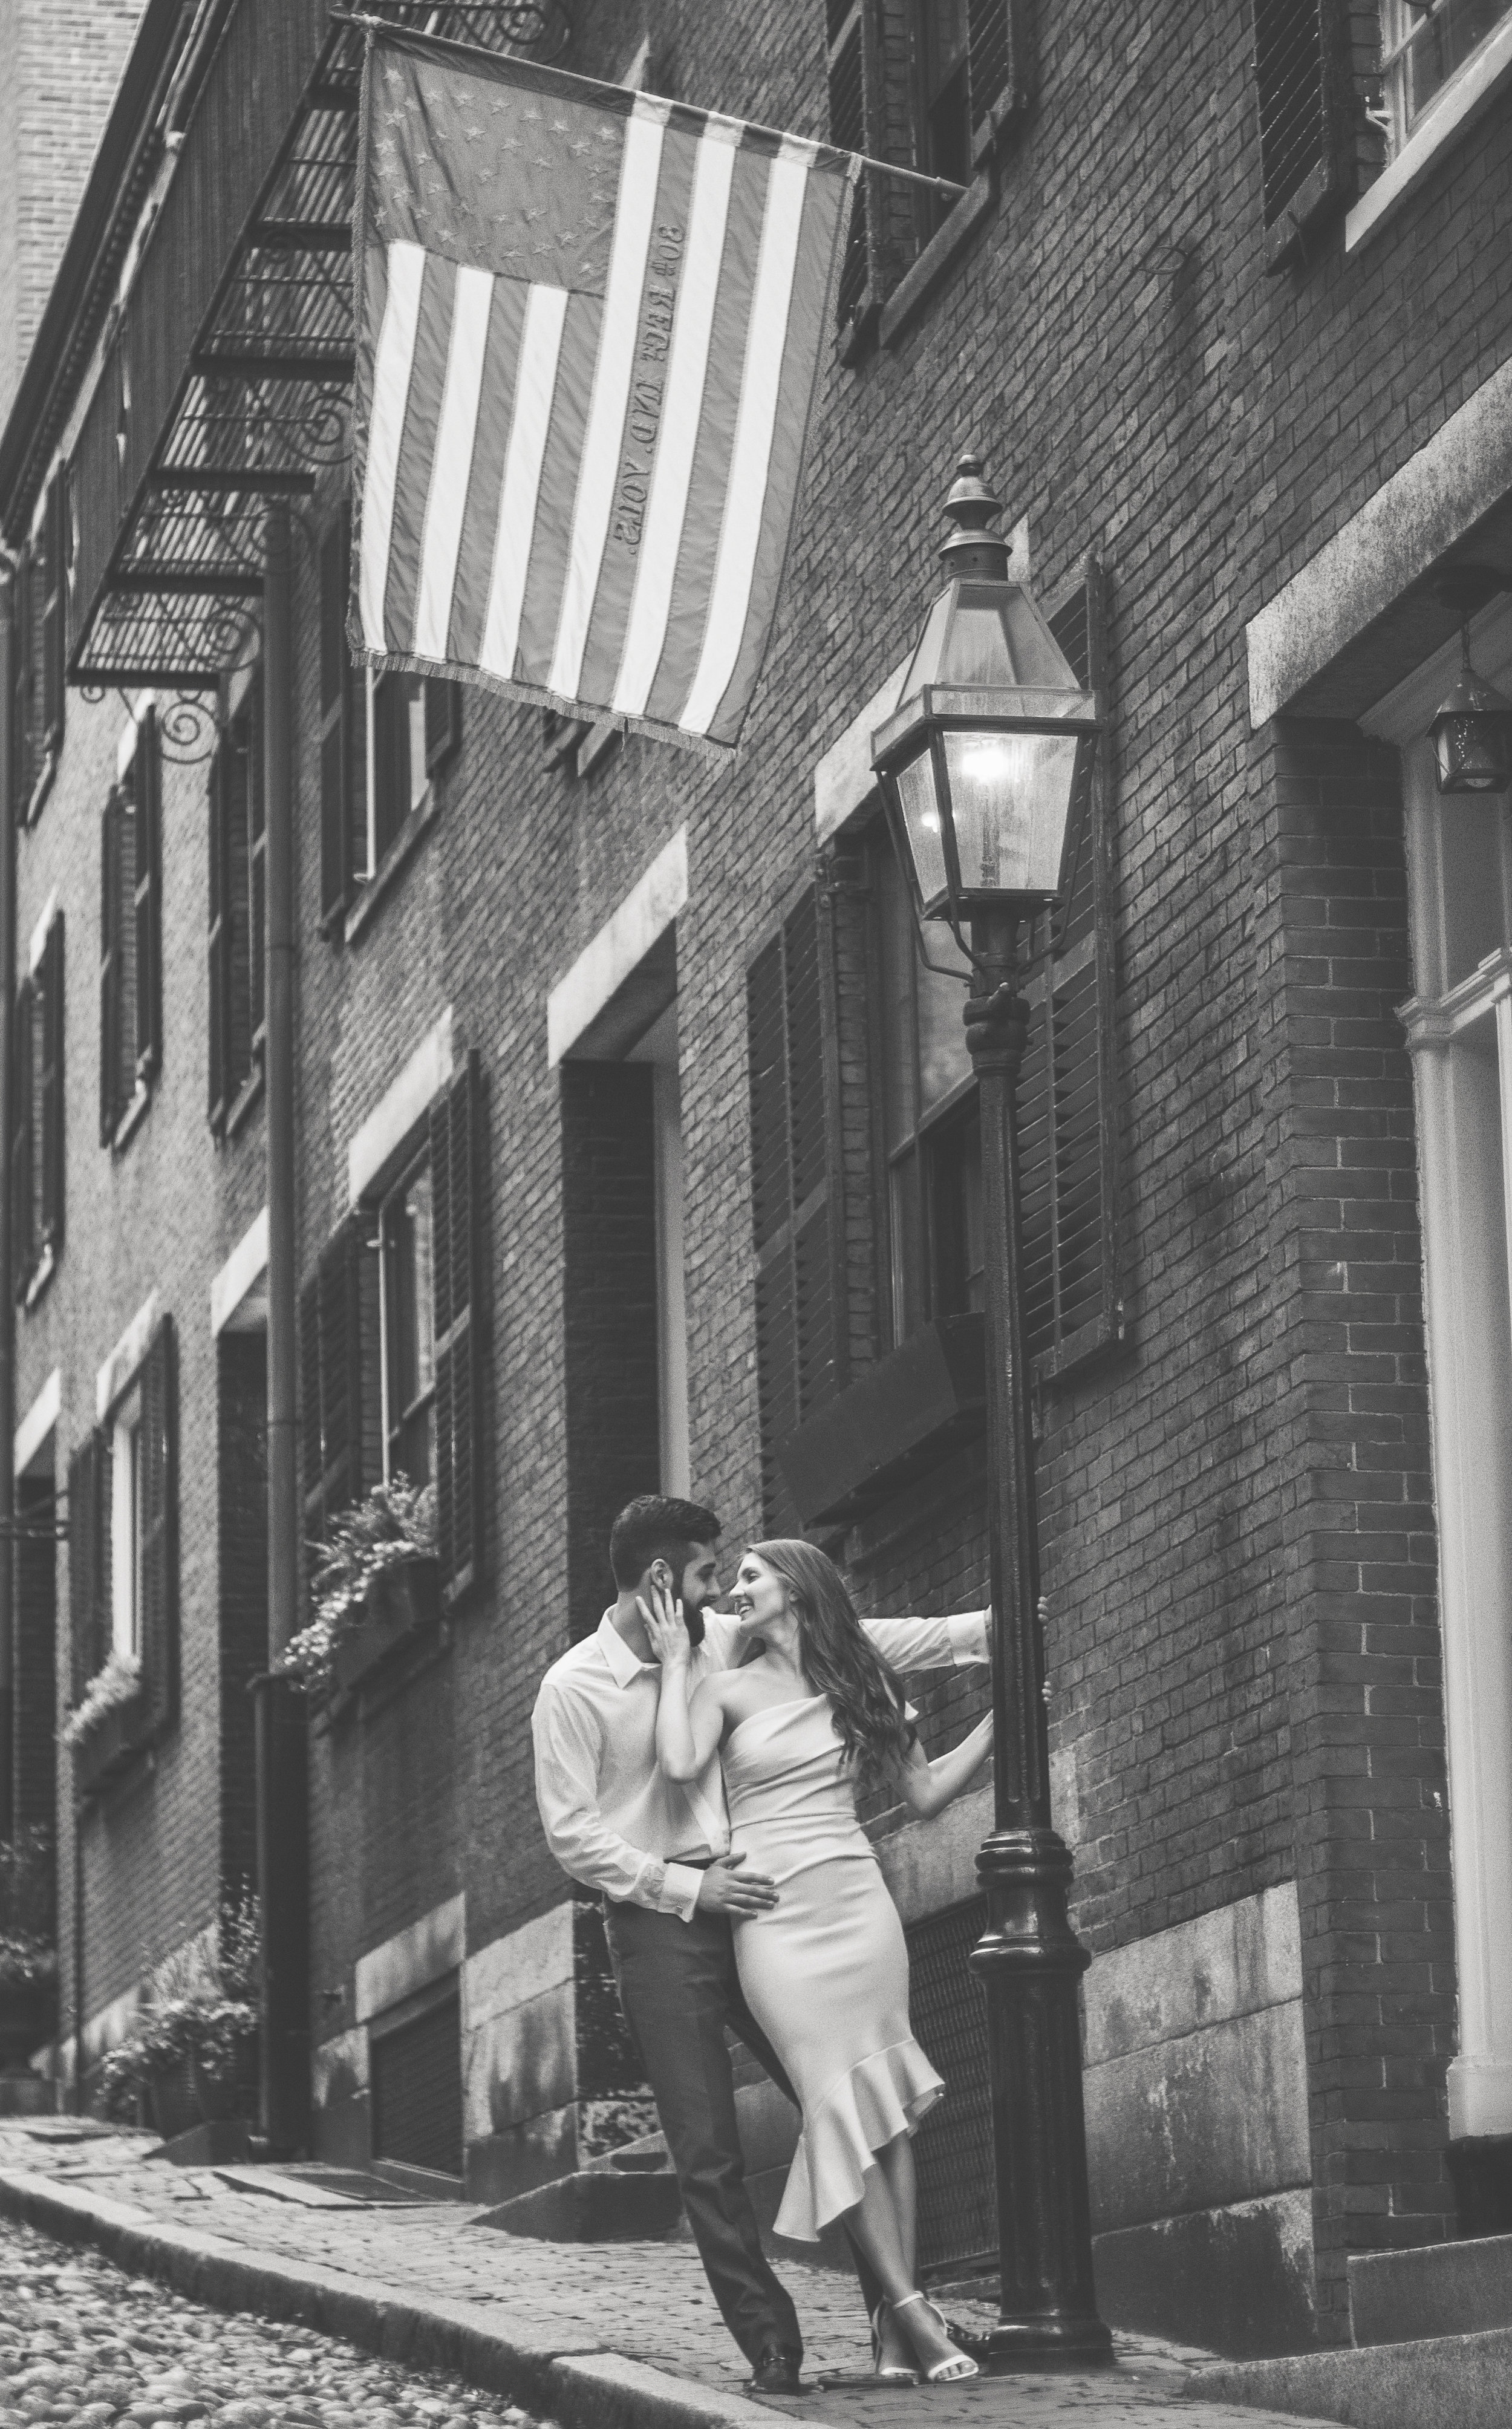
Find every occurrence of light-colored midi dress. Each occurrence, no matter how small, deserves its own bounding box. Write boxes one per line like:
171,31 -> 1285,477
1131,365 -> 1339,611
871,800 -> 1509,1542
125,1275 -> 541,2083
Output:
723,1694 -> 943,2240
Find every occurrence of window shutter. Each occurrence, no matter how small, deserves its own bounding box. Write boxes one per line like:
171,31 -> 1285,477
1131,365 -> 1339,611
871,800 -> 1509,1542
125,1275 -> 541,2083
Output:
748,890 -> 839,1533
301,1220 -> 371,1554
431,1049 -> 483,1603
1252,0 -> 1352,271
249,666 -> 267,1054
41,468 -> 66,762
67,1430 -> 106,1704
207,731 -> 230,1133
99,790 -> 122,1144
319,513 -> 356,933
11,975 -> 33,1300
827,2 -> 878,348
966,0 -> 1035,163
137,1317 -> 177,1742
423,677 -> 462,777
39,912 -> 63,1256
1015,553 -> 1123,1383
11,541 -> 33,821
134,708 -> 162,1080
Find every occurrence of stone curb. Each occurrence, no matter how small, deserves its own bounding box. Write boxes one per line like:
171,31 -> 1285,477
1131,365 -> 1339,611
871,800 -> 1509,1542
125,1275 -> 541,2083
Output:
1183,2323 -> 1512,2429
0,2166 -> 776,2429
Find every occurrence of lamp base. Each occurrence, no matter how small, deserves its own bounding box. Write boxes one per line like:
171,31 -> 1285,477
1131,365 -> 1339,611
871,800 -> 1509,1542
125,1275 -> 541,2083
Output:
950,2313 -> 1117,2373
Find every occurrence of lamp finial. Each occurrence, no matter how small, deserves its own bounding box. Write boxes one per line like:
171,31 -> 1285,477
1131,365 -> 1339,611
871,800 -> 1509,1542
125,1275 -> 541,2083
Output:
940,452 -> 1011,580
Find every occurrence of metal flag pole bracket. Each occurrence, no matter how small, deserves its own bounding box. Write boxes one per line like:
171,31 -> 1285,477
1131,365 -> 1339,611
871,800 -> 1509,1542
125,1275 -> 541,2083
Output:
330,10 -> 968,200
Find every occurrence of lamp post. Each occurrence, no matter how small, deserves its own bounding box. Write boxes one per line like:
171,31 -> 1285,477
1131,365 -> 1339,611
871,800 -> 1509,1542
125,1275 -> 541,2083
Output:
873,457 -> 1112,2368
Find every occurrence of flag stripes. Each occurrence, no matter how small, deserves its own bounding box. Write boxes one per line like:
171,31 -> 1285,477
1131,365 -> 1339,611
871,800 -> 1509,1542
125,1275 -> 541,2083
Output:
352,36 -> 853,755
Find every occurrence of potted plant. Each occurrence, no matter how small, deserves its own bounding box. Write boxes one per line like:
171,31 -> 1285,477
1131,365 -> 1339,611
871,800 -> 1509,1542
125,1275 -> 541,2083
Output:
273,1476 -> 439,1702
60,1649 -> 148,1796
99,1889 -> 260,2136
0,1827 -> 57,2075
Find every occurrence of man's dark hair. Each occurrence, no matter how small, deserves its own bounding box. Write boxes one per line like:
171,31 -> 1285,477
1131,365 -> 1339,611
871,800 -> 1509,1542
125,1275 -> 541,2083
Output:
610,1495 -> 721,1590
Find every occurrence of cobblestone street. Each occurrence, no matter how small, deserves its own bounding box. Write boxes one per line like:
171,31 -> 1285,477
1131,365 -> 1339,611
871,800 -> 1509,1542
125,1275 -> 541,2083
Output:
0,2214 -> 531,2429
0,2125 -> 1328,2429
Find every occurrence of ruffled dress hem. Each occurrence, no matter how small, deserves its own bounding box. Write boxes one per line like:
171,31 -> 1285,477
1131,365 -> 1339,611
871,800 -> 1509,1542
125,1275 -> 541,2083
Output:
774,2037 -> 945,2240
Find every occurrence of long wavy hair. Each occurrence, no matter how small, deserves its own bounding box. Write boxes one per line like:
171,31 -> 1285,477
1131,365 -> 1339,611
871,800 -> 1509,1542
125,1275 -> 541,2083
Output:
748,1538 -> 916,1787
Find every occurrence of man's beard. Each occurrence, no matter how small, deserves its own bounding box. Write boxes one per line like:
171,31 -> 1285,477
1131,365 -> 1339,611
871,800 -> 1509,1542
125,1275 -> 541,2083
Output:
683,1603 -> 707,1648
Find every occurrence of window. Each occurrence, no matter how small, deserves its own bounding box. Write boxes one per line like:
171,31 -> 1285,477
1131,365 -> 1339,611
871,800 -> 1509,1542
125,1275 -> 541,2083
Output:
11,468 -> 67,826
67,1318 -> 177,1759
12,908 -> 64,1305
828,0 -> 1032,352
749,555 -> 1123,1511
746,892 -> 841,1531
380,1155 -> 436,1487
319,515 -> 461,934
301,1054 -> 483,1607
207,673 -> 266,1134
1378,0 -> 1512,151
109,1384 -> 145,1664
542,708 -> 622,780
99,707 -> 162,1145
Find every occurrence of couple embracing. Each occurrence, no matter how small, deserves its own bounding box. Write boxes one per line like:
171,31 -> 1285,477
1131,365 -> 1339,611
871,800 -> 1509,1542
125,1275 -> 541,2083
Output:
532,1495 -> 992,2390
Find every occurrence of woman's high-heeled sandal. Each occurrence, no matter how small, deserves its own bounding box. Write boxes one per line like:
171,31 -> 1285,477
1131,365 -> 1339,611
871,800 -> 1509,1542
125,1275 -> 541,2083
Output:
890,2292 -> 980,2384
870,2301 -> 920,2383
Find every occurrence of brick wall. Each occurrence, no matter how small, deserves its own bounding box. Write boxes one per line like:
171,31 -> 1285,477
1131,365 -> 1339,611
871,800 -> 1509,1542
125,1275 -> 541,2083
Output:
7,0 -> 1500,2346
0,1 -> 144,428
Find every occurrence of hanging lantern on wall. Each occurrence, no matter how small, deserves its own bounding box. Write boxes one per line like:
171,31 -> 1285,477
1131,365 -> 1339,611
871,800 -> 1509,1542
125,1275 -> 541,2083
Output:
1427,567 -> 1511,797
1429,628 -> 1512,795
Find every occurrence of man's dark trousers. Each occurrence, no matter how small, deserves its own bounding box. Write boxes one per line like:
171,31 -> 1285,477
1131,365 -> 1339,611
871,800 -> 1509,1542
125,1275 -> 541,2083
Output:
605,1898 -> 884,2365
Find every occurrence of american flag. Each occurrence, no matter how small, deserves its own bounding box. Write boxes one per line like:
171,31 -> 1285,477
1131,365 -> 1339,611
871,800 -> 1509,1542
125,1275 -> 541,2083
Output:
350,31 -> 855,756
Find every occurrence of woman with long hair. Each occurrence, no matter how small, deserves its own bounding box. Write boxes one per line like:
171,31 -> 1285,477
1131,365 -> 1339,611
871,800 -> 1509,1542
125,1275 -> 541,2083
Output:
643,1537 -> 992,2385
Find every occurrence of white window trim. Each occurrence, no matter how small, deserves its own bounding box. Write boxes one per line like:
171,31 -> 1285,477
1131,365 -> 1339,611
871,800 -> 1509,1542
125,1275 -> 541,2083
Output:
15,1369 -> 59,1477
348,1008 -> 454,1208
96,1290 -> 159,1424
1347,8 -> 1512,255
210,1207 -> 269,1337
546,829 -> 688,1068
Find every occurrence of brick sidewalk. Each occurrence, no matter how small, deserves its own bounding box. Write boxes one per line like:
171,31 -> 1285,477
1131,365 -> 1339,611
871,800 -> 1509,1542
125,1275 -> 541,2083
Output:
0,2123 -> 1325,2429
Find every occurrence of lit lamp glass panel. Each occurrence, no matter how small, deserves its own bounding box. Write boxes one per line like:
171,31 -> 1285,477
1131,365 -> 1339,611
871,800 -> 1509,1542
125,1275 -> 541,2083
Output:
894,746 -> 951,907
942,728 -> 1083,896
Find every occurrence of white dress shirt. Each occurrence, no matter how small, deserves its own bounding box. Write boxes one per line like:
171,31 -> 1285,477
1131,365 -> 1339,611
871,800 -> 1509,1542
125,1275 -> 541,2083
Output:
532,1605 -> 991,1922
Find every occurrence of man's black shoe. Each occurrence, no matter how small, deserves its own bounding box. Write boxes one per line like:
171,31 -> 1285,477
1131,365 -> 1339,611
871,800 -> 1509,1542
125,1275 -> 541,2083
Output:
748,2346 -> 804,2394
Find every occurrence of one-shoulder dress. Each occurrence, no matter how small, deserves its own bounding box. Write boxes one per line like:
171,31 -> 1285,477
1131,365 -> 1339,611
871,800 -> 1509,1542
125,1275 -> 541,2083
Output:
722,1694 -> 943,2240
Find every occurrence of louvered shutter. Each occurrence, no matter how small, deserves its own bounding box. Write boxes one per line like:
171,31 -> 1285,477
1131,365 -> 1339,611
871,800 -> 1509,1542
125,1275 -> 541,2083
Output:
11,974 -> 33,1299
68,1430 -> 106,1703
1015,555 -> 1123,1381
826,1 -> 878,350
40,468 -> 65,763
319,513 -> 356,933
301,1221 -> 371,1559
207,731 -> 230,1132
423,677 -> 462,777
966,0 -> 1035,163
249,667 -> 267,1054
134,708 -> 162,1081
11,541 -> 33,821
431,1050 -> 483,1603
1252,0 -> 1352,271
99,790 -> 122,1143
39,912 -> 63,1256
137,1319 -> 177,1741
748,892 -> 839,1533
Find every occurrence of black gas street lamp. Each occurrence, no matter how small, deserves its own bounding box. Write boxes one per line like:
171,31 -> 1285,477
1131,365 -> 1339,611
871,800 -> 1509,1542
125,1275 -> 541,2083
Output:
873,456 -> 1113,2369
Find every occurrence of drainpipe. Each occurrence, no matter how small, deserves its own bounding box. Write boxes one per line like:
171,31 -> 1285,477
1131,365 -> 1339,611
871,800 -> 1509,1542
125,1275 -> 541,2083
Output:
253,503 -> 309,2154
0,556 -> 15,1846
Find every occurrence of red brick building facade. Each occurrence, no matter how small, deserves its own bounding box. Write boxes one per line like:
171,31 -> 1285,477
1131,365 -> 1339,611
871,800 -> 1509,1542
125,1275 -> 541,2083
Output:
3,0 -> 1510,2362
